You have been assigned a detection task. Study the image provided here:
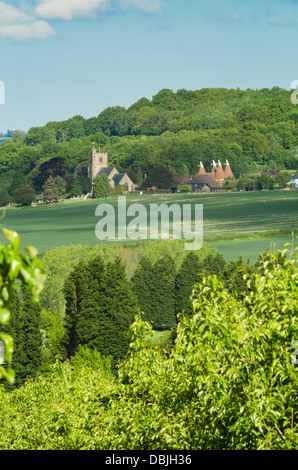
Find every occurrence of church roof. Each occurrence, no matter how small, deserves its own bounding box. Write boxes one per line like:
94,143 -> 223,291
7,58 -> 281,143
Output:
97,167 -> 115,177
113,173 -> 127,185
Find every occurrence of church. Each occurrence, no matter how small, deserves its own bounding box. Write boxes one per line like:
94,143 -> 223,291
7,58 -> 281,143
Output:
172,160 -> 234,193
88,144 -> 136,192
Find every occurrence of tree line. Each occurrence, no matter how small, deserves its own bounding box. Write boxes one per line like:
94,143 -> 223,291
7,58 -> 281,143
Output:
0,244 -> 297,449
1,86 -> 298,205
1,240 -> 259,387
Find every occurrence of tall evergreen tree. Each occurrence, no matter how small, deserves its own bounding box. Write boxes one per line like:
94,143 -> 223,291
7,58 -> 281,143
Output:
63,256 -> 138,371
150,254 -> 176,330
43,174 -> 59,202
93,174 -> 111,198
54,175 -> 67,199
1,285 -> 42,388
131,256 -> 154,323
175,251 -> 202,317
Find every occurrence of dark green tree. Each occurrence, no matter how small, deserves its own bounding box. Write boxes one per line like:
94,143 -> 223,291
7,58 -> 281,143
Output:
13,184 -> 36,206
79,176 -> 92,194
257,173 -> 274,190
54,175 -> 67,199
150,254 -> 176,330
131,256 -> 154,323
142,164 -> 174,189
93,174 -> 111,198
1,285 -> 43,389
63,256 -> 138,371
43,175 -> 59,202
200,251 -> 226,281
8,169 -> 26,197
0,189 -> 11,206
175,251 -> 202,317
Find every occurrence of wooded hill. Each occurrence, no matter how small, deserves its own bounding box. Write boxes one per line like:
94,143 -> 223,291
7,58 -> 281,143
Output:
1,86 -> 298,198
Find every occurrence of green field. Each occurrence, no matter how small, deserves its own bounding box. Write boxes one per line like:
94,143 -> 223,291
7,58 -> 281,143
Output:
1,190 -> 298,262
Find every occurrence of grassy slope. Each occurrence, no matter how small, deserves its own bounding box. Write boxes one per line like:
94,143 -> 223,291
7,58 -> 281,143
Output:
1,190 -> 298,262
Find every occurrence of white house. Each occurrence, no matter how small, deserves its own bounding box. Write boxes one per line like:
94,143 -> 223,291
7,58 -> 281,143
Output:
291,173 -> 298,188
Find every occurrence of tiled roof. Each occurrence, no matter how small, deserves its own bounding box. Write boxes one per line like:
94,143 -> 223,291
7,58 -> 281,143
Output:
113,173 -> 126,185
97,167 -> 115,176
173,174 -> 221,189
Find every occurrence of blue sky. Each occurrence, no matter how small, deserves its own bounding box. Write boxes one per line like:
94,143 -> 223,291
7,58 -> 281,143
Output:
0,0 -> 298,132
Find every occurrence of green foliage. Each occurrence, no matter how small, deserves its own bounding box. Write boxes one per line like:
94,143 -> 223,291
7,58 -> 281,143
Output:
131,256 -> 154,324
40,309 -> 65,365
178,184 -> 191,193
1,286 -> 43,389
141,164 -> 174,189
175,251 -> 202,317
93,174 -> 111,198
43,175 -> 67,202
63,256 -> 138,370
222,256 -> 254,298
2,87 -> 298,199
0,246 -> 298,449
0,190 -> 11,207
132,254 -> 177,330
70,345 -> 112,380
149,254 -> 176,330
274,171 -> 290,188
257,173 -> 275,190
13,184 -> 36,206
237,179 -> 244,190
0,228 -> 45,384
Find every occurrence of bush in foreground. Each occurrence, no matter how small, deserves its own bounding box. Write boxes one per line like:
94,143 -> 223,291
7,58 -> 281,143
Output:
0,247 -> 298,449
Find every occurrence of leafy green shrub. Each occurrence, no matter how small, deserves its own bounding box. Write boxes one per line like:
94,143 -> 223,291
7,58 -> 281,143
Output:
0,228 -> 45,384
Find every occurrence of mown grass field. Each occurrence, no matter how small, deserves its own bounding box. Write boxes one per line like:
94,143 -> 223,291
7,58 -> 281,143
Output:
1,190 -> 298,262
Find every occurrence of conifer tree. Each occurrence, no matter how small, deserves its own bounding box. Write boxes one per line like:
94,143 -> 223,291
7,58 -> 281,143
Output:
63,256 -> 138,371
54,175 -> 67,199
131,256 -> 154,323
175,251 -> 202,317
93,174 -> 111,198
43,174 -> 59,202
1,285 -> 42,388
150,254 -> 176,330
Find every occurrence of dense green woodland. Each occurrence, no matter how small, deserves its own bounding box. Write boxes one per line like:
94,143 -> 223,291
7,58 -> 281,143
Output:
1,86 -> 298,204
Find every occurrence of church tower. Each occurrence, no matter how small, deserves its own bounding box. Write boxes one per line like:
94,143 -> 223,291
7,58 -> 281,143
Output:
88,143 -> 108,182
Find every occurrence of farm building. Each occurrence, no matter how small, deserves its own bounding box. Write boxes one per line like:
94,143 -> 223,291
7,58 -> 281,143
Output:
260,169 -> 280,178
172,160 -> 233,193
291,173 -> 298,188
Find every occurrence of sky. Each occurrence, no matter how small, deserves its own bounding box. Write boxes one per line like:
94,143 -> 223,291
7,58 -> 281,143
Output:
0,0 -> 298,132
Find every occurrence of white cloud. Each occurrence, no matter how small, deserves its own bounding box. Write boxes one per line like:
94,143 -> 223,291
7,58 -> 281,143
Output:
267,16 -> 292,25
35,0 -> 110,20
0,0 -> 166,41
0,21 -> 55,41
117,0 -> 166,13
0,2 -> 55,40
